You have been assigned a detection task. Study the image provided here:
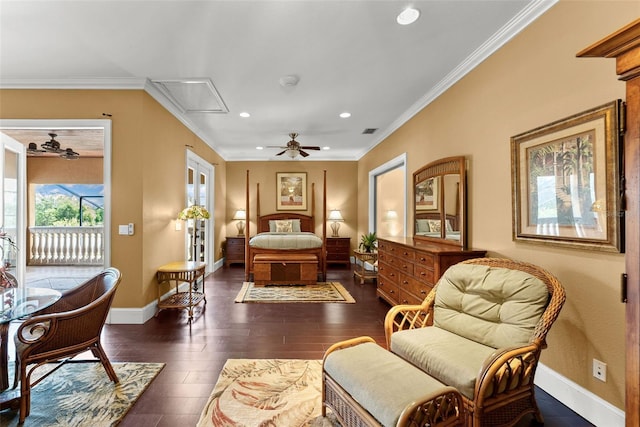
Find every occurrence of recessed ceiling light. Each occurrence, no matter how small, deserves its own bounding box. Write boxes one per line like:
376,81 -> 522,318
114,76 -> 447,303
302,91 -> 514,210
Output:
239,112 -> 250,118
256,146 -> 264,150
397,7 -> 420,25
322,146 -> 331,151
279,74 -> 300,87
339,112 -> 351,118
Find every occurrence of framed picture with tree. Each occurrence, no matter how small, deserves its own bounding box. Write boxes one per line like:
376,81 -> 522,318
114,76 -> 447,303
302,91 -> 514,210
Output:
511,100 -> 624,252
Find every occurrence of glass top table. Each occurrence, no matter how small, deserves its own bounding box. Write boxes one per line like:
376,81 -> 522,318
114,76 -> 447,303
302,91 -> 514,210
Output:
0,287 -> 62,391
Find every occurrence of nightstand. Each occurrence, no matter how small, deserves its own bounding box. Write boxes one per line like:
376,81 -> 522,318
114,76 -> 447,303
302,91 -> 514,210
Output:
225,236 -> 245,266
326,237 -> 350,267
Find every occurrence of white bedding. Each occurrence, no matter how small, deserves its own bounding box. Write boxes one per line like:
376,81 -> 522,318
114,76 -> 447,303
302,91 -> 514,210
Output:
249,232 -> 323,249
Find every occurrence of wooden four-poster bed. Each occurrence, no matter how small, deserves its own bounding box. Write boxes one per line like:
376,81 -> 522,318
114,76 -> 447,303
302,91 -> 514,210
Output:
243,170 -> 327,283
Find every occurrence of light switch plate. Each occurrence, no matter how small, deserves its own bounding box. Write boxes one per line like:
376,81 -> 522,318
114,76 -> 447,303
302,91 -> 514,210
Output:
118,225 -> 129,235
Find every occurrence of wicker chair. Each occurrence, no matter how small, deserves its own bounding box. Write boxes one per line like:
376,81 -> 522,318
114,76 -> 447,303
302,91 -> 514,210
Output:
13,268 -> 122,423
384,258 -> 566,427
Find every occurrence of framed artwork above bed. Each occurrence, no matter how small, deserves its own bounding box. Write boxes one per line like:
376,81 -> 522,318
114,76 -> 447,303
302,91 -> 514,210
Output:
277,172 -> 307,211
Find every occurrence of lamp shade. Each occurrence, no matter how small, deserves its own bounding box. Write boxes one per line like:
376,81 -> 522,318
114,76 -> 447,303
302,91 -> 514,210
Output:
328,209 -> 344,222
383,210 -> 398,221
233,209 -> 246,220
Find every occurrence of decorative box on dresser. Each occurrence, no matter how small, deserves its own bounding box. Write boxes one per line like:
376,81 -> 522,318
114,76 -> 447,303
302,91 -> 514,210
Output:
326,237 -> 351,266
225,236 -> 245,267
377,237 -> 486,306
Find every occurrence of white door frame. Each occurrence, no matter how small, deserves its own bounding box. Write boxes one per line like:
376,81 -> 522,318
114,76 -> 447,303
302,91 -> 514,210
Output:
368,153 -> 407,234
0,133 -> 26,285
186,149 -> 214,272
0,119 -> 112,273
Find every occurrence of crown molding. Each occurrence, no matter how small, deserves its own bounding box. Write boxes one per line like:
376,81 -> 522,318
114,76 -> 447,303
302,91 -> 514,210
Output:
359,0 -> 559,160
0,77 -> 147,90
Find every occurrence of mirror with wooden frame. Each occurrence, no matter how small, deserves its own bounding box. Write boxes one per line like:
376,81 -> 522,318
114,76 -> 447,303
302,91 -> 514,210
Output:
413,156 -> 467,248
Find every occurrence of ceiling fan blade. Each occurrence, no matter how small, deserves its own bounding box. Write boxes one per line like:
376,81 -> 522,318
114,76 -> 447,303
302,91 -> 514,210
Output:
266,145 -> 287,148
300,146 -> 321,150
276,150 -> 286,156
299,150 -> 309,157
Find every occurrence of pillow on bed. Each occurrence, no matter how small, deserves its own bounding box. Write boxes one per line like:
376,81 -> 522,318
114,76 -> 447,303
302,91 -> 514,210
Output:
269,219 -> 301,232
275,220 -> 293,233
445,219 -> 454,232
416,219 -> 430,233
427,219 -> 441,233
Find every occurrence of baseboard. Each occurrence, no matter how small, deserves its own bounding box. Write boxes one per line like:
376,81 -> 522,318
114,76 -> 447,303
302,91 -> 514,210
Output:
535,363 -> 625,426
107,260 -> 224,324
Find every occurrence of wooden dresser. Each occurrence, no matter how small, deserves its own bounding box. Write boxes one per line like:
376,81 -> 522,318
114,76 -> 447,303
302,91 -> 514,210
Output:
377,237 -> 486,306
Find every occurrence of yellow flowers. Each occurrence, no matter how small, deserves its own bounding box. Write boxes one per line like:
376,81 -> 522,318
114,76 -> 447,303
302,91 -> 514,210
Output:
178,205 -> 210,220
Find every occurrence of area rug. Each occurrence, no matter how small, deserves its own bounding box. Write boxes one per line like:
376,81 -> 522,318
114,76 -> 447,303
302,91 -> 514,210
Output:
235,282 -> 355,303
196,359 -> 339,427
0,361 -> 165,427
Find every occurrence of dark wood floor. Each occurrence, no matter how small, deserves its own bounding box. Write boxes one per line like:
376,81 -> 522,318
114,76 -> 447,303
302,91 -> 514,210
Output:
103,265 -> 591,426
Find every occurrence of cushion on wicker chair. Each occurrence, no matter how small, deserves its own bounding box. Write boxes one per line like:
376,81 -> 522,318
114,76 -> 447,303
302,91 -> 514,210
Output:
433,263 -> 549,349
390,327 -> 495,399
324,341 -> 447,427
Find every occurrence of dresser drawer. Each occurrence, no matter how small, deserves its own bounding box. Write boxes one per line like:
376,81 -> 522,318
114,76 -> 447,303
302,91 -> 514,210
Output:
414,265 -> 435,285
377,262 -> 401,284
399,272 -> 431,302
398,288 -> 423,306
377,277 -> 399,305
414,251 -> 435,269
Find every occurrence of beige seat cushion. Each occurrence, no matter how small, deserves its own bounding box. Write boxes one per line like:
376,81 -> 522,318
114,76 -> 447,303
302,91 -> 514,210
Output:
433,263 -> 549,349
324,341 -> 447,427
390,326 -> 495,399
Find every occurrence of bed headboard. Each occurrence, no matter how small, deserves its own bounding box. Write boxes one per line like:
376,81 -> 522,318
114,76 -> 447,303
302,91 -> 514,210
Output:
258,213 -> 315,233
416,212 -> 459,231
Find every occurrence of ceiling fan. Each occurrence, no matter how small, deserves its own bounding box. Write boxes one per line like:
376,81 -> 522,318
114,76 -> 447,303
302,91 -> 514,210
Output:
268,133 -> 321,158
34,132 -> 80,159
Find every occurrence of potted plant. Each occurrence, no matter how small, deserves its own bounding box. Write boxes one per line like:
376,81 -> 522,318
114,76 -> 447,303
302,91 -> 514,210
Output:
0,229 -> 18,288
359,232 -> 377,253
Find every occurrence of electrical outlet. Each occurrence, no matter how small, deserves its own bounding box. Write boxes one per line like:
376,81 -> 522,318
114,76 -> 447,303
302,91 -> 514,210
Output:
593,359 -> 607,382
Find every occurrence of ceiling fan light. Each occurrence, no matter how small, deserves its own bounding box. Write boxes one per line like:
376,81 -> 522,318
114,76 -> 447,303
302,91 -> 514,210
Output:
286,149 -> 298,158
397,7 -> 420,25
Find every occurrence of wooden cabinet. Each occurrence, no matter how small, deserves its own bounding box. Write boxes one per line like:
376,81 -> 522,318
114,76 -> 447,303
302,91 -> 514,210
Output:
225,237 -> 245,267
326,237 -> 350,266
377,237 -> 485,306
577,19 -> 640,423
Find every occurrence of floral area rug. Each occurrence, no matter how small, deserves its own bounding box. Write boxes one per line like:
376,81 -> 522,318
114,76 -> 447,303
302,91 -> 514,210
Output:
197,359 -> 340,427
0,362 -> 164,427
234,282 -> 355,303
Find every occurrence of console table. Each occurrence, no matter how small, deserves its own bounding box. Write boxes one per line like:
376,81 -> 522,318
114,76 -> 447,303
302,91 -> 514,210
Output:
353,250 -> 377,284
156,261 -> 206,321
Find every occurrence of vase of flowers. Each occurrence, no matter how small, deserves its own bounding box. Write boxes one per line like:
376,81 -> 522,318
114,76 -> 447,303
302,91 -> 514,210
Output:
178,205 -> 211,262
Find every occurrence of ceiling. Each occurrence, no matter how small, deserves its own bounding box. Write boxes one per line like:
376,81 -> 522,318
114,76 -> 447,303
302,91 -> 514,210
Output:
0,0 -> 555,161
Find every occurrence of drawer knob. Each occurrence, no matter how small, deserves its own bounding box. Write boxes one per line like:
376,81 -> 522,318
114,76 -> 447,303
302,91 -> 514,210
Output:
420,290 -> 426,294
402,280 -> 408,285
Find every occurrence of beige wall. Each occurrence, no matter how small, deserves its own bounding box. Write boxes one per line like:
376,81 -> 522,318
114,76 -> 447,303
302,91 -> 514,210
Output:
225,161 -> 358,251
359,1 -> 637,409
0,89 -> 226,309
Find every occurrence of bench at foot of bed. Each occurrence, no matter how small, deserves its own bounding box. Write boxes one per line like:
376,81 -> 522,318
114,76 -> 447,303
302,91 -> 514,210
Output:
253,253 -> 318,286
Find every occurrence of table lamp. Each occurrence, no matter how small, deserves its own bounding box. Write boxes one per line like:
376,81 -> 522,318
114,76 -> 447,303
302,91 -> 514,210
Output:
328,209 -> 344,237
233,209 -> 246,236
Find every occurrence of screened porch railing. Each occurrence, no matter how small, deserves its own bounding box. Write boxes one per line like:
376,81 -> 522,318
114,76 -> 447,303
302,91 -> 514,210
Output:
28,226 -> 104,265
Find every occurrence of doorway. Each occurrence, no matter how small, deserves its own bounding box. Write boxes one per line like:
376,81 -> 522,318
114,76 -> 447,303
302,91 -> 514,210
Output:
186,150 -> 214,272
368,153 -> 407,237
0,119 -> 111,288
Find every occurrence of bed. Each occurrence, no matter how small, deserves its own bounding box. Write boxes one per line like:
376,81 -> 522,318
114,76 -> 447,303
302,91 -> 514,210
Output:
243,171 -> 327,283
415,212 -> 461,241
